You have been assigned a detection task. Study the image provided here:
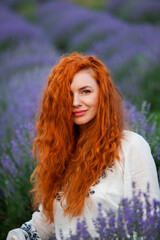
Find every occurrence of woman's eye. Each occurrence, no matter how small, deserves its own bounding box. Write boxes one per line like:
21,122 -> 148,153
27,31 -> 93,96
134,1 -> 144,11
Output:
82,90 -> 90,94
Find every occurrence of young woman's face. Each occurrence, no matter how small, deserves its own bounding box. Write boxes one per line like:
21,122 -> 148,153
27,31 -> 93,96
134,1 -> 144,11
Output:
70,69 -> 100,126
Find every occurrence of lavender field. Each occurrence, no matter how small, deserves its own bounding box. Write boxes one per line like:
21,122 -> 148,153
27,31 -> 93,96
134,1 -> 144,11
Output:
0,0 -> 160,239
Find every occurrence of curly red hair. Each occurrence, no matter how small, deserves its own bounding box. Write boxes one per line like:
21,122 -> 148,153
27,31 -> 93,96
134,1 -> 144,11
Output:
30,52 -> 126,223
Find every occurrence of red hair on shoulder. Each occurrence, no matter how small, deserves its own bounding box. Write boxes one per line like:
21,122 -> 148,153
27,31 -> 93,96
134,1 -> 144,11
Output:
30,52 -> 126,222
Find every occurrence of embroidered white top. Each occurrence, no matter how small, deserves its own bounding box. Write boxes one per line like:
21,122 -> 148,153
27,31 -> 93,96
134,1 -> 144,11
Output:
7,130 -> 160,240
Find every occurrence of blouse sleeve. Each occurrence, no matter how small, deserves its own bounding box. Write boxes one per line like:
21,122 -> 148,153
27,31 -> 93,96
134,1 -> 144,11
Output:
6,206 -> 55,240
123,131 -> 160,201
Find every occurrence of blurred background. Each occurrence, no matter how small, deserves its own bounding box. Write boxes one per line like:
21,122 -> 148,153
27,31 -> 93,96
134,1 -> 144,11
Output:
0,0 -> 160,238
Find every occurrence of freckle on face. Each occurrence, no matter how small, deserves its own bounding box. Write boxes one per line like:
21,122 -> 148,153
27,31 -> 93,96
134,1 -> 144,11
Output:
70,69 -> 99,126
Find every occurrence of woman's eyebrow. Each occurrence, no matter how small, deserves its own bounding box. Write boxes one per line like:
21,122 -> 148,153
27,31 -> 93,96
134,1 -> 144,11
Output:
79,86 -> 92,90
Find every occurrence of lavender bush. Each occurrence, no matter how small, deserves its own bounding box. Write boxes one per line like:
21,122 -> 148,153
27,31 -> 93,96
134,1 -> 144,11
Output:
68,13 -> 127,52
60,184 -> 160,240
0,122 -> 34,239
0,4 -> 46,52
0,66 -> 54,141
0,67 -> 53,238
0,5 -> 58,237
33,1 -> 160,109
0,40 -> 57,80
124,101 -> 160,171
106,0 -> 160,23
35,1 -> 96,50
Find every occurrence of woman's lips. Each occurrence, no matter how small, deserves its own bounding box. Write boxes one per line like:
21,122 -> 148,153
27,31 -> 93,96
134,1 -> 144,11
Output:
73,110 -> 87,117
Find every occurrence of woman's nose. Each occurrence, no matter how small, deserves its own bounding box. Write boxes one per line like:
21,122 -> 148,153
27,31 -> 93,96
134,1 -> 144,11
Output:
73,94 -> 82,107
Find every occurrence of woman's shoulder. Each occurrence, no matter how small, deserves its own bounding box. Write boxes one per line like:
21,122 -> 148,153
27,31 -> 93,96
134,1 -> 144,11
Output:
122,129 -> 149,144
121,130 -> 151,152
120,130 -> 155,173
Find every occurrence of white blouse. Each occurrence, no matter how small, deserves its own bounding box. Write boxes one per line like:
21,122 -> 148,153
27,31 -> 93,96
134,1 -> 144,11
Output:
7,130 -> 160,240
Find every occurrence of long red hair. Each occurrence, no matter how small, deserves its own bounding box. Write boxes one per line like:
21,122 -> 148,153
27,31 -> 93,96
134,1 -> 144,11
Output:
30,52 -> 126,223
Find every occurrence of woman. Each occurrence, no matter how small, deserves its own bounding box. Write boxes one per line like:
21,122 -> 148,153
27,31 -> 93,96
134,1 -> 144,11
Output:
7,53 -> 160,240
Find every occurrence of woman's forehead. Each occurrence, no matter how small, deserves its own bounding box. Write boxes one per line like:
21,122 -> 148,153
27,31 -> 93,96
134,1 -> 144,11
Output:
70,69 -> 98,90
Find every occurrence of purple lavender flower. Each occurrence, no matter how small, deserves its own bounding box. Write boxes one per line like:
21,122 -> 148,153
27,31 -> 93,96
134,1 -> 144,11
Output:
35,2 -> 96,50
0,121 -> 34,197
68,13 -> 127,52
0,39 -> 58,79
65,184 -> 160,239
0,4 -> 47,48
68,218 -> 91,240
35,1 -> 80,34
0,66 -> 52,137
124,101 -> 156,138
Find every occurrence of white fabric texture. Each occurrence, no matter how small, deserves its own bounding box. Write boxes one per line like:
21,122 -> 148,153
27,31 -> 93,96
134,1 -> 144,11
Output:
7,228 -> 29,240
6,130 -> 160,240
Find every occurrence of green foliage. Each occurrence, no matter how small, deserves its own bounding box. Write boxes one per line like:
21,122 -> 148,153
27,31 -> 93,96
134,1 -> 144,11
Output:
112,55 -> 160,113
0,39 -> 12,53
142,65 -> 160,112
0,126 -> 34,239
54,24 -> 91,52
69,29 -> 108,53
14,1 -> 37,23
0,162 -> 33,239
69,0 -> 107,11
